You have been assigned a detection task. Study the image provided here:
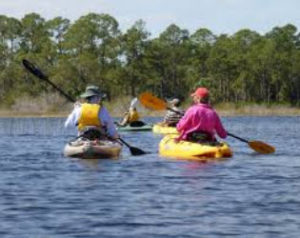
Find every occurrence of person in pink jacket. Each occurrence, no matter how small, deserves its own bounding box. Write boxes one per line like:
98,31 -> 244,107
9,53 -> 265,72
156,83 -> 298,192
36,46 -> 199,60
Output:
176,87 -> 227,142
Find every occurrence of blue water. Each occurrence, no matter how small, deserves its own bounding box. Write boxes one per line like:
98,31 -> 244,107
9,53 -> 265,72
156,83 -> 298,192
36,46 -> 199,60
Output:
0,116 -> 299,238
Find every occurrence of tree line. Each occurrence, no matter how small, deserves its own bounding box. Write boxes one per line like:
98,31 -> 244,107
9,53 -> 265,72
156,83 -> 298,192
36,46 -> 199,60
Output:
0,13 -> 300,106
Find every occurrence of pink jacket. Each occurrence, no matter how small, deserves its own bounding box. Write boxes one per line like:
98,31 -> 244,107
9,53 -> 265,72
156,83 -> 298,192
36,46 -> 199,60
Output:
176,103 -> 227,140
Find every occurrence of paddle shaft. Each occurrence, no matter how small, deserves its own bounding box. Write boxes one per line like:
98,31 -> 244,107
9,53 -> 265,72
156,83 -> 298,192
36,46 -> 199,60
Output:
227,132 -> 249,143
117,137 -> 131,148
41,75 -> 76,103
22,59 -> 76,103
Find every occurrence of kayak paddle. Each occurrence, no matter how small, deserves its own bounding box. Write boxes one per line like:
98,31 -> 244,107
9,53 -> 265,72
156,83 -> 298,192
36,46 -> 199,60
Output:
139,91 -> 275,154
227,132 -> 275,154
22,59 -> 146,156
117,137 -> 147,155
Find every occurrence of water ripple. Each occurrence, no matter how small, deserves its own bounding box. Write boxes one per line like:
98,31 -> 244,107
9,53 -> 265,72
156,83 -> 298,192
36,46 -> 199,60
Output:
0,116 -> 299,238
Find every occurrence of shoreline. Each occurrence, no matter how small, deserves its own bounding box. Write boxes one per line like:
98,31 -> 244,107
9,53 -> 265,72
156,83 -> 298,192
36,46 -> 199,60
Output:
4,94 -> 300,118
0,107 -> 300,118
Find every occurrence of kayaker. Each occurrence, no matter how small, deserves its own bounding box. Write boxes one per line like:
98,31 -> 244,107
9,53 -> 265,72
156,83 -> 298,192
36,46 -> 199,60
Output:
116,97 -> 146,127
64,85 -> 119,140
117,106 -> 142,126
163,98 -> 184,127
176,87 -> 227,143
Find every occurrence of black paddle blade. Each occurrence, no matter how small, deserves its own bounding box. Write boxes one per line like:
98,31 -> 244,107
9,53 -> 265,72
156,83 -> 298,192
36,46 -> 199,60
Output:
22,59 -> 47,80
117,137 -> 147,156
130,146 -> 147,156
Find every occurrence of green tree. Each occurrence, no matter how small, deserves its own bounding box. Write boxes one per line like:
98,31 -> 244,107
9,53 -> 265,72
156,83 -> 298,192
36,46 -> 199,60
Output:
206,34 -> 237,102
62,13 -> 121,97
265,24 -> 298,102
46,17 -> 70,55
147,24 -> 190,99
187,28 -> 216,91
120,20 -> 150,96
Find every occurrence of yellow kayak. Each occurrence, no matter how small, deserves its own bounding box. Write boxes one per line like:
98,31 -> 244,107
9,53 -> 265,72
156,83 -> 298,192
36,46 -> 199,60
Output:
152,123 -> 178,134
159,134 -> 232,161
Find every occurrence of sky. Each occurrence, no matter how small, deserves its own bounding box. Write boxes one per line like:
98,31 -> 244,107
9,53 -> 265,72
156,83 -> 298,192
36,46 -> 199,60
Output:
1,0 -> 300,37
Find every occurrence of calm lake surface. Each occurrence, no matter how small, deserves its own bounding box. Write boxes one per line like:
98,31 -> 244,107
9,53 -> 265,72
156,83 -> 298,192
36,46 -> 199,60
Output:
0,116 -> 299,238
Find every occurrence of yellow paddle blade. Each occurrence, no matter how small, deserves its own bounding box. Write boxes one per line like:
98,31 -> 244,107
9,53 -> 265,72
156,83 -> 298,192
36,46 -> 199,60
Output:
139,92 -> 167,110
249,141 -> 275,154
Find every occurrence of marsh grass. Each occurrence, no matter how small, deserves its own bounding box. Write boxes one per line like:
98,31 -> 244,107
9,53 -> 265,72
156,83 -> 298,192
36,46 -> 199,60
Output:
0,93 -> 299,117
216,102 -> 300,116
0,93 -> 71,117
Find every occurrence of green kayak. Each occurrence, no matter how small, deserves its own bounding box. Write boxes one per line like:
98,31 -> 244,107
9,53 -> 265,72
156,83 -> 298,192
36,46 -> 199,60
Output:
117,122 -> 153,132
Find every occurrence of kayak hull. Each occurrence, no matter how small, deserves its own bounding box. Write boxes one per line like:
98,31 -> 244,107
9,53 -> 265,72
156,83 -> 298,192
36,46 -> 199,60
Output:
159,134 -> 232,161
152,123 -> 178,134
118,124 -> 152,132
64,138 -> 122,159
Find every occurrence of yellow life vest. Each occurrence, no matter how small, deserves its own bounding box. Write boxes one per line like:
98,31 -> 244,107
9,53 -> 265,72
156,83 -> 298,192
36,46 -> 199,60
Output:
77,103 -> 101,131
128,109 -> 140,122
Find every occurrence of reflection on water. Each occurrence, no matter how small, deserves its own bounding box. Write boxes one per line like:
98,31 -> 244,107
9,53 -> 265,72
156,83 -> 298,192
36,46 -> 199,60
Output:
0,116 -> 299,238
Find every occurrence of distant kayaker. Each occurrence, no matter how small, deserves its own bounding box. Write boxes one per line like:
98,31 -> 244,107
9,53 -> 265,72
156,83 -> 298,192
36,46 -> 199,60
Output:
163,98 -> 184,127
64,85 -> 119,140
176,87 -> 227,143
117,106 -> 141,126
116,98 -> 145,127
